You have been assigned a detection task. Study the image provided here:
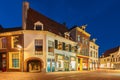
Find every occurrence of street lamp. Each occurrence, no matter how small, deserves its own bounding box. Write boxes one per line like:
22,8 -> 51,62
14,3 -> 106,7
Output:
17,45 -> 24,72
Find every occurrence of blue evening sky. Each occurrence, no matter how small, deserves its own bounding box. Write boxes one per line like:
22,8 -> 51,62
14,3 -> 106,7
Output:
0,0 -> 120,56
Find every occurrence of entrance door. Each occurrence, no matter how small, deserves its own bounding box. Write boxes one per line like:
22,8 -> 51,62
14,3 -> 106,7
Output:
0,53 -> 6,72
27,60 -> 41,72
64,62 -> 69,71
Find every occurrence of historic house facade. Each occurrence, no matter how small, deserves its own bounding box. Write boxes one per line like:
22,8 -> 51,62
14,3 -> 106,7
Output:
89,39 -> 99,70
100,46 -> 120,69
0,1 -> 99,72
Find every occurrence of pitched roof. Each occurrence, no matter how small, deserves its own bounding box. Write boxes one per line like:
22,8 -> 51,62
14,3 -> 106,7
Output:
26,8 -> 68,36
0,25 -> 3,30
102,46 -> 120,57
0,27 -> 22,33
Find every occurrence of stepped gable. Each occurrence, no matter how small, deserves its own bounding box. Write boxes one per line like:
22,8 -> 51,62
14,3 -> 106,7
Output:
26,8 -> 68,36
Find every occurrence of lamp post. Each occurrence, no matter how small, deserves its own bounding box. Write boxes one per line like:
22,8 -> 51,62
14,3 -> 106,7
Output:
17,45 -> 24,72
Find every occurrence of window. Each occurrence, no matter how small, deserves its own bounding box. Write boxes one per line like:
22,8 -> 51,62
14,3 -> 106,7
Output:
69,44 -> 72,52
0,37 -> 7,49
90,51 -> 92,57
82,37 -> 84,44
58,61 -> 61,67
71,46 -> 75,53
77,35 -> 80,42
62,42 -> 66,50
112,55 -> 114,57
48,40 -> 54,56
104,59 -> 106,62
85,48 -> 89,56
65,44 -> 69,51
111,59 -> 112,62
55,40 -> 58,49
36,25 -> 42,30
113,58 -> 115,62
93,46 -> 95,49
78,58 -> 80,63
94,51 -> 96,57
12,36 -> 19,48
96,52 -> 98,58
119,57 -> 120,61
58,42 -> 62,50
64,32 -> 69,39
12,54 -> 19,68
85,39 -> 88,45
34,21 -> 43,30
35,39 -> 43,55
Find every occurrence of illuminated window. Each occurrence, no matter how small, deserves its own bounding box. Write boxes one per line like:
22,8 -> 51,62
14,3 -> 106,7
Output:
64,32 -> 70,39
90,51 -> 92,57
93,46 -> 95,49
48,40 -> 54,56
85,39 -> 88,45
82,37 -> 84,44
77,35 -> 80,42
58,42 -> 62,50
65,44 -> 69,51
0,37 -> 7,49
12,54 -> 19,68
58,61 -> 61,67
11,36 -> 19,48
35,39 -> 43,55
71,46 -> 76,53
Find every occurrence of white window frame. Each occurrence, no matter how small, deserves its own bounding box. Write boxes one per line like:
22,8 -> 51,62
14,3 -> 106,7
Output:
9,52 -> 20,69
34,21 -> 43,30
0,37 -> 7,49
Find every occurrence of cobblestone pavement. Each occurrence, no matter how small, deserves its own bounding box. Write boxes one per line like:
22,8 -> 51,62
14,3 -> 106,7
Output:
0,70 -> 120,80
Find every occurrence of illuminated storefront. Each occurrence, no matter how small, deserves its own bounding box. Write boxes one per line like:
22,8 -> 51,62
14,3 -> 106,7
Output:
55,55 -> 64,71
77,56 -> 89,71
47,59 -> 55,72
70,57 -> 76,71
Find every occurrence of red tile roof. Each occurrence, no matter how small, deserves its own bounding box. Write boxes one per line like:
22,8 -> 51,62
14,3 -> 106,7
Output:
102,46 -> 120,57
26,8 -> 68,36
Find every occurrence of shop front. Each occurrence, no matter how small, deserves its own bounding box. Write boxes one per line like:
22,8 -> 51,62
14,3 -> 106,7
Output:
55,55 -> 64,71
70,57 -> 76,71
89,59 -> 93,70
82,58 -> 88,70
77,56 -> 89,71
64,55 -> 70,71
47,58 -> 55,72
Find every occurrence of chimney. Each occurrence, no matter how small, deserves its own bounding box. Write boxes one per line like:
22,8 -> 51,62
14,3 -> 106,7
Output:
22,1 -> 29,30
92,38 -> 97,43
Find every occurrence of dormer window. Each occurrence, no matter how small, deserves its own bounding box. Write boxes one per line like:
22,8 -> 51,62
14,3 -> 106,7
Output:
64,32 -> 70,39
34,21 -> 43,30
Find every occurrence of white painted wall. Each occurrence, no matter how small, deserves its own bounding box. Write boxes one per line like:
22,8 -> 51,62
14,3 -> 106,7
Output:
23,33 -> 45,62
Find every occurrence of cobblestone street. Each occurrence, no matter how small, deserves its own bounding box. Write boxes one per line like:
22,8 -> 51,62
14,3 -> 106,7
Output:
0,70 -> 120,80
